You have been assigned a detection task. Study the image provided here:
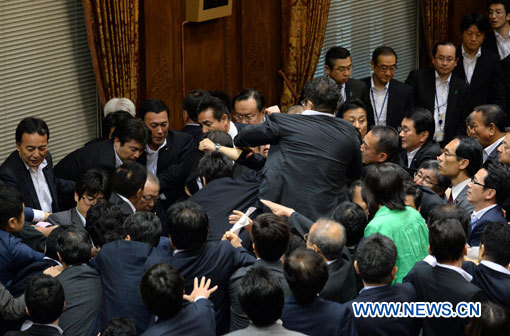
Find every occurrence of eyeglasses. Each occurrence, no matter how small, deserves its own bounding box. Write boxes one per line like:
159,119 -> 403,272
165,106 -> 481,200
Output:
142,195 -> 159,203
398,127 -> 412,134
443,151 -> 457,158
333,65 -> 353,73
470,177 -> 485,188
435,56 -> 456,63
376,64 -> 397,72
303,233 -> 309,242
233,113 -> 257,123
414,171 -> 438,186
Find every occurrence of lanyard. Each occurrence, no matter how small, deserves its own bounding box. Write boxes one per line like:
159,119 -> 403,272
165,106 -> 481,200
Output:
435,82 -> 449,128
371,87 -> 389,125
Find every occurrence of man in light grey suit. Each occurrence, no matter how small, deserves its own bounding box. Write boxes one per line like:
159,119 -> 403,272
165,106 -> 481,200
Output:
55,226 -> 101,336
438,136 -> 483,214
48,169 -> 108,227
225,267 -> 305,336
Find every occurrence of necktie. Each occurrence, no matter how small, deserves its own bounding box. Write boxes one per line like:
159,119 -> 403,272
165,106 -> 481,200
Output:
448,193 -> 453,204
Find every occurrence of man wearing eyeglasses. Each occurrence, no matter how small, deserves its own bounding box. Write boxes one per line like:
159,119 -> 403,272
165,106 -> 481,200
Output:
325,46 -> 368,113
406,41 -> 469,147
466,161 -> 510,246
361,46 -> 413,130
134,172 -> 168,236
231,88 -> 266,125
437,136 -> 483,214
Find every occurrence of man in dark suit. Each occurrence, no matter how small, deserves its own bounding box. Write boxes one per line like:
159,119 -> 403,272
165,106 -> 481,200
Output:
484,1 -> 510,60
466,222 -> 510,309
197,95 -> 247,142
361,126 -> 403,175
166,201 -> 255,335
134,172 -> 169,235
5,274 -> 65,336
361,46 -> 413,130
54,118 -> 149,183
399,108 -> 441,175
466,161 -> 510,246
453,13 -> 506,113
349,234 -> 420,336
232,88 -> 267,125
181,90 -> 210,145
307,218 -> 357,304
281,248 -> 356,336
190,151 -> 259,242
404,219 -> 487,336
406,41 -> 468,146
139,264 -> 216,336
109,162 -> 147,217
228,214 -> 291,332
324,46 -> 368,113
55,226 -> 101,336
471,104 -> 508,163
89,212 -> 169,335
48,169 -> 108,228
0,117 -> 74,218
235,76 -> 362,221
138,99 -> 194,206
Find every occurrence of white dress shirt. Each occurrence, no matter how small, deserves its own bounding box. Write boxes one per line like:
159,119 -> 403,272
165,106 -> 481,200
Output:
434,71 -> 450,142
462,45 -> 482,84
480,260 -> 510,275
495,30 -> 510,59
228,121 -> 238,143
301,109 -> 335,117
370,77 -> 390,126
406,147 -> 420,168
76,207 -> 86,226
24,158 -> 53,213
470,204 -> 497,229
483,136 -> 505,163
452,178 -> 471,201
145,139 -> 167,175
436,262 -> 473,282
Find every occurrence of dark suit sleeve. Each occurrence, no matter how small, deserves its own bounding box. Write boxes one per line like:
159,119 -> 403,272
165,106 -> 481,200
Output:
0,284 -> 25,320
54,149 -> 84,182
288,212 -> 314,238
405,70 -> 418,101
232,246 -> 256,269
9,235 -> 44,269
234,116 -> 281,147
339,307 -> 358,336
489,60 -> 507,111
55,177 -> 75,197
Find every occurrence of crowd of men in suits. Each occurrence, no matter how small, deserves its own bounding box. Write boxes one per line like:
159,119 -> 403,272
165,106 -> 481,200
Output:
2,2 -> 510,336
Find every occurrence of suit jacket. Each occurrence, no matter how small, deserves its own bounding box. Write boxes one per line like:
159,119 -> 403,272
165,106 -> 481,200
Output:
235,113 -> 362,221
482,32 -> 499,57
169,241 -> 256,335
138,130 -> 194,205
320,248 -> 358,304
57,264 -> 101,336
181,124 -> 204,147
0,283 -> 25,320
190,176 -> 260,242
47,207 -> 83,228
141,299 -> 216,336
464,262 -> 510,309
347,283 -> 420,336
453,48 -> 507,113
54,140 -> 116,182
108,192 -> 135,218
336,78 -> 369,115
400,140 -> 441,174
419,185 -> 447,222
229,259 -> 291,332
281,296 -> 356,336
454,183 -> 475,215
4,324 -> 62,336
468,205 -> 506,246
360,77 -> 413,130
485,143 -> 501,163
88,240 -> 170,335
404,262 -> 486,336
405,68 -> 468,146
8,258 -> 58,297
225,322 -> 305,336
0,151 -> 74,212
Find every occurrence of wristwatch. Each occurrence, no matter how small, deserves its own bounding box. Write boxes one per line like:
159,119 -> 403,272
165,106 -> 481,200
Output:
214,143 -> 221,151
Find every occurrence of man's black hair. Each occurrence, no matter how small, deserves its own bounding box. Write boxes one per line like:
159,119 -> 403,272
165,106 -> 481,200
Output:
285,231 -> 306,258
252,213 -> 290,262
348,179 -> 364,201
100,318 -> 137,336
111,118 -> 150,146
140,263 -> 184,319
404,108 -> 435,142
75,169 -> 109,200
57,226 -> 92,265
45,226 -> 66,261
183,90 -> 212,122
465,301 -> 510,336
356,233 -> 397,284
284,248 -> 328,304
196,95 -> 230,121
232,88 -> 266,113
403,180 -> 423,209
417,160 -> 451,189
325,46 -> 351,68
427,204 -> 471,238
337,99 -> 368,119
0,186 -> 23,230
482,161 -> 510,204
371,125 -> 400,161
460,12 -> 490,35
198,151 -> 233,183
102,111 -> 133,139
86,201 -> 125,247
432,41 -> 456,58
331,201 -> 367,247
371,46 -> 397,65
167,200 -> 208,250
475,104 -> 509,133
488,0 -> 510,14
15,117 -> 50,143
301,76 -> 341,114
110,162 -> 147,199
429,219 -> 467,263
364,163 -> 406,216
238,267 -> 284,327
209,90 -> 233,114
25,274 -> 64,324
455,136 -> 484,178
481,221 -> 510,266
138,99 -> 170,120
123,211 -> 162,247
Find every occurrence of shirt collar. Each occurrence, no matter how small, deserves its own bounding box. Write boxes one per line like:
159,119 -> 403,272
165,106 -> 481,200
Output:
434,70 -> 452,84
370,76 -> 390,91
146,138 -> 167,154
452,178 -> 471,200
113,145 -> 123,168
484,136 -> 505,157
301,109 -> 335,117
115,193 -> 136,214
436,262 -> 473,282
43,256 -> 62,267
228,121 -> 238,140
480,260 -> 510,275
75,207 -> 86,226
471,204 -> 498,222
462,45 -> 482,60
32,323 -> 63,334
22,157 -> 48,172
359,284 -> 387,294
495,30 -> 510,40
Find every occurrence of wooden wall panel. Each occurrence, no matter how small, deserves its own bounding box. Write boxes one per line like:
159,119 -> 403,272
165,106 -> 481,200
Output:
144,0 -> 282,130
447,0 -> 487,44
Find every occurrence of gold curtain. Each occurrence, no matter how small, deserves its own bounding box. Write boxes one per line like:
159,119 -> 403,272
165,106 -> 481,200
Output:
421,0 -> 449,61
280,0 -> 331,112
82,0 -> 140,107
